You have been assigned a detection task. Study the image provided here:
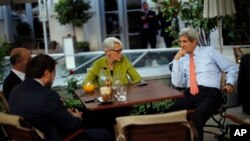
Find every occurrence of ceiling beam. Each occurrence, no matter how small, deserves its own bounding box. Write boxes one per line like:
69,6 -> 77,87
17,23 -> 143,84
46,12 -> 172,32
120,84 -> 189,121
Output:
0,0 -> 38,5
14,0 -> 38,4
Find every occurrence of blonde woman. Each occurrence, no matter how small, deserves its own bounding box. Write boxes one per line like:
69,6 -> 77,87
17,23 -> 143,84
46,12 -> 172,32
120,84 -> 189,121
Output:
84,37 -> 142,87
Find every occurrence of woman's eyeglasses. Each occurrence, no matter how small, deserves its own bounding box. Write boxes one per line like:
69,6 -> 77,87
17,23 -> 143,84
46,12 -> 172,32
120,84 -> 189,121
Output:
109,48 -> 123,53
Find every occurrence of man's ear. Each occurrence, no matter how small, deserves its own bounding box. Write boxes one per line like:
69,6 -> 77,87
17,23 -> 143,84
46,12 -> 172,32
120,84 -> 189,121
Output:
194,39 -> 198,45
15,59 -> 22,67
43,69 -> 50,80
44,69 -> 49,76
39,69 -> 49,85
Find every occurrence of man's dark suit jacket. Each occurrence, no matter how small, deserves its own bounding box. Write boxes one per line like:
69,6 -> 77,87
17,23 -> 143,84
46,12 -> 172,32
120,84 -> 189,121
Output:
237,54 -> 250,114
9,78 -> 83,140
139,10 -> 158,35
3,71 -> 22,101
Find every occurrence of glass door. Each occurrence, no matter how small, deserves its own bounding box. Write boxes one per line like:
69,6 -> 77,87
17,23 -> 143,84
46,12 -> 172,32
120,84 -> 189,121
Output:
124,0 -> 142,49
10,3 -> 35,42
7,1 -> 49,49
100,0 -> 142,49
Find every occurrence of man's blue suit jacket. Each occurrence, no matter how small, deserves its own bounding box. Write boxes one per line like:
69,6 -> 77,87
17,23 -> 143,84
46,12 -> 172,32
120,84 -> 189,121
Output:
9,78 -> 83,140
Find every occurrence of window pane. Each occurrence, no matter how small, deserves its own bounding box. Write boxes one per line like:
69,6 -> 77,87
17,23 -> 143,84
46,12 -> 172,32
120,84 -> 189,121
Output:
105,13 -> 119,34
129,35 -> 141,49
127,11 -> 140,33
127,0 -> 141,10
104,0 -> 118,11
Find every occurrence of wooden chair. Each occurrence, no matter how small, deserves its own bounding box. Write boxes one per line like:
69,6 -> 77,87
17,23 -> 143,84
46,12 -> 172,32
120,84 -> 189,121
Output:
115,110 -> 198,141
0,92 -> 9,113
233,47 -> 244,64
0,112 -> 84,141
0,112 -> 45,141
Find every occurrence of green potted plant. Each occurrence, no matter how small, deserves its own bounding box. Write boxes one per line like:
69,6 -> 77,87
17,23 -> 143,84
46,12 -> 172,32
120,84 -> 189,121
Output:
66,76 -> 78,95
0,39 -> 11,83
76,41 -> 90,52
154,0 -> 181,42
54,0 -> 93,41
157,0 -> 250,46
223,0 -> 250,45
154,0 -> 218,46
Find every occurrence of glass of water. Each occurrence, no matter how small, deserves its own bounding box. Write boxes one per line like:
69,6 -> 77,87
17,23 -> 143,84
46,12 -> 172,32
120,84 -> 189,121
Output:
116,84 -> 127,101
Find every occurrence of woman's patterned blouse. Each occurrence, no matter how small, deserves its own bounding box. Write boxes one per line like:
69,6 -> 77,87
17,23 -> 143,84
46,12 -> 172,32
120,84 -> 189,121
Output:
83,56 -> 142,87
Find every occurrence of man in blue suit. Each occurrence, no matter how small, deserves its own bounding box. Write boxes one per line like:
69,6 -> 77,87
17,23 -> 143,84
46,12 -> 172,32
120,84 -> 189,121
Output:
3,47 -> 31,101
9,54 -> 111,141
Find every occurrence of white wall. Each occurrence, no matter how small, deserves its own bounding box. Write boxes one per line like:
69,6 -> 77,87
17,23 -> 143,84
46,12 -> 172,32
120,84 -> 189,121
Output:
0,6 -> 11,42
84,0 -> 102,51
48,0 -> 102,52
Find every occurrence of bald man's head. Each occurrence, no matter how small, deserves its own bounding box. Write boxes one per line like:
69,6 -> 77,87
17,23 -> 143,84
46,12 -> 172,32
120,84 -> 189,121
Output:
10,47 -> 31,73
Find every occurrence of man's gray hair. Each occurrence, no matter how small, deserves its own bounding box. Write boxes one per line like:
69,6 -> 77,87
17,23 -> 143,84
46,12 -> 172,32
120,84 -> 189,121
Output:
102,37 -> 123,51
178,27 -> 199,42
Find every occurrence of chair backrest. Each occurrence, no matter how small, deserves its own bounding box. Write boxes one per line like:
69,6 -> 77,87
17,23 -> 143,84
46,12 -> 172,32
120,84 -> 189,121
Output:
212,72 -> 228,116
0,92 -> 9,113
48,41 -> 57,50
0,112 -> 45,141
115,110 -> 198,141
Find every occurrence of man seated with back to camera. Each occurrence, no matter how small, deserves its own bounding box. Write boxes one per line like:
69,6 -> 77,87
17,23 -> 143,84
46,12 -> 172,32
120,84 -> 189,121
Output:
3,47 -> 31,101
8,54 -> 111,141
170,27 -> 239,141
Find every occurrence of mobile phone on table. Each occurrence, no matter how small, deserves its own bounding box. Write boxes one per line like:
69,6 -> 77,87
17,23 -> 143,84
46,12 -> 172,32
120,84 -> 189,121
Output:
137,81 -> 148,87
84,97 -> 97,103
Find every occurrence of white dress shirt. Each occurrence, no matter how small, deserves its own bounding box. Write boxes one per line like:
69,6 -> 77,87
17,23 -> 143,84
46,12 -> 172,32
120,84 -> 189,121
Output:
12,68 -> 25,81
171,46 -> 239,89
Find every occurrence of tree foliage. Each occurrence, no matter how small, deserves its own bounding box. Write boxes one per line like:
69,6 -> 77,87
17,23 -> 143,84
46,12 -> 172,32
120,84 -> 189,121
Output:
223,0 -> 250,44
0,39 -> 11,82
54,0 -> 92,36
156,0 -> 217,46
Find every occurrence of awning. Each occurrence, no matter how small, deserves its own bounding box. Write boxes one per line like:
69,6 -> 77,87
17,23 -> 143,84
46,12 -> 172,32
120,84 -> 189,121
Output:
203,0 -> 236,52
203,0 -> 236,18
0,0 -> 38,5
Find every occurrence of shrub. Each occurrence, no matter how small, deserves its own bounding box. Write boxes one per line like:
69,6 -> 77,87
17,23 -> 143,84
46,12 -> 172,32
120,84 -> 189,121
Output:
66,76 -> 78,95
0,39 -> 11,82
63,98 -> 83,110
129,100 -> 175,115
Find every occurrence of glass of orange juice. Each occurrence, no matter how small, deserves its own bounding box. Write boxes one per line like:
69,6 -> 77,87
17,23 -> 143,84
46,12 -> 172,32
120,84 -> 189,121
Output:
82,81 -> 95,94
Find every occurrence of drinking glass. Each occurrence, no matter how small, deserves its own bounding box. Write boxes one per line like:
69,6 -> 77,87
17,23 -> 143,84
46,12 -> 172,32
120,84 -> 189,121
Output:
82,81 -> 95,94
116,84 -> 127,102
100,86 -> 112,102
112,73 -> 120,98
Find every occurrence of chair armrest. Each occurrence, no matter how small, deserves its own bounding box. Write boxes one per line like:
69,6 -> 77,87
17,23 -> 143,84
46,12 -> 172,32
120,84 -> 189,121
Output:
63,129 -> 85,141
224,114 -> 249,125
0,93 -> 9,113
